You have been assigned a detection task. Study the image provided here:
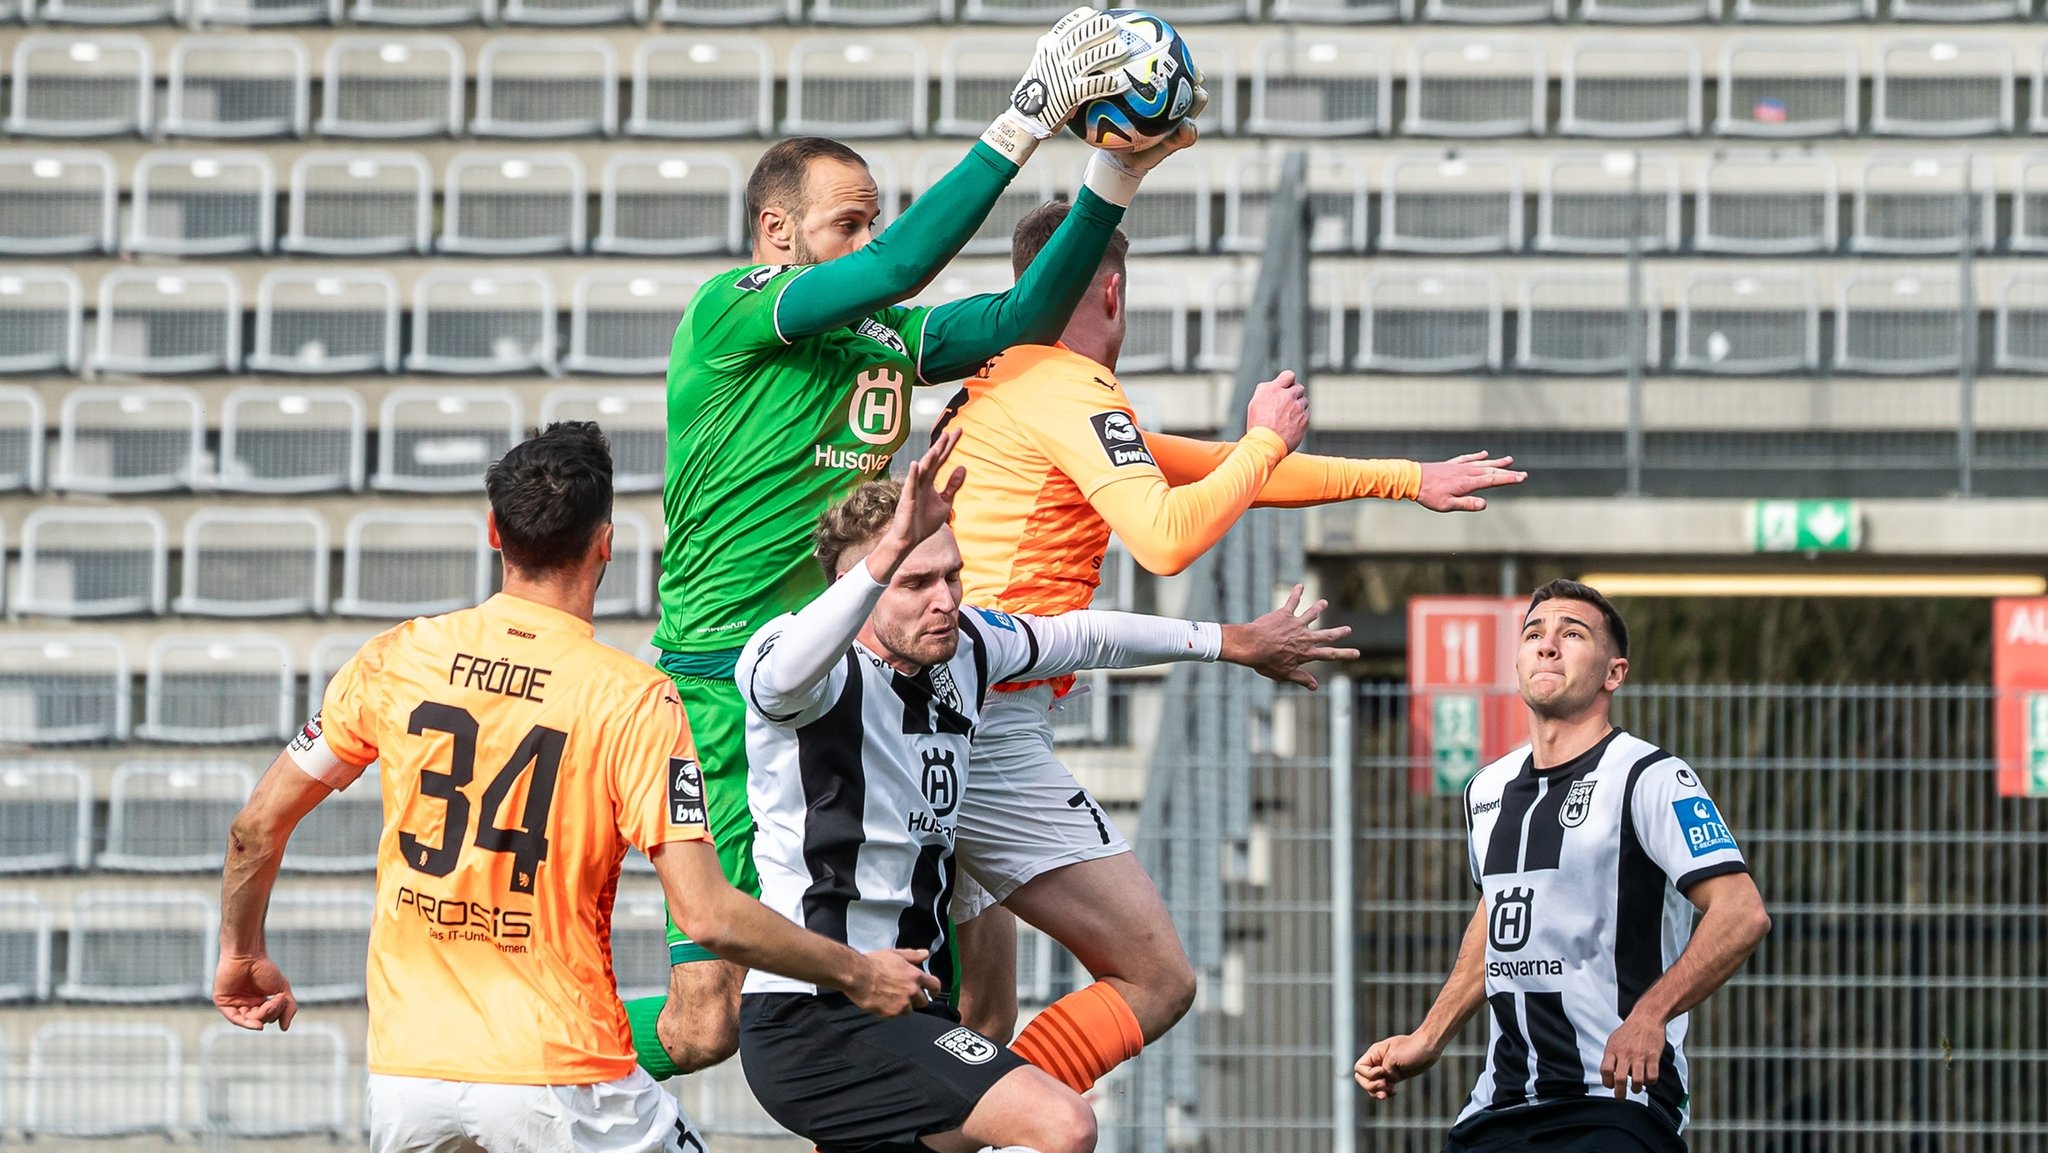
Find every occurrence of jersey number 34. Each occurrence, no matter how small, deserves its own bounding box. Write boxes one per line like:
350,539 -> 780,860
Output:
398,702 -> 565,895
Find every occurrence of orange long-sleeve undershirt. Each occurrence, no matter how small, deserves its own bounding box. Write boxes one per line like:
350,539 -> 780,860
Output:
1141,430 -> 1423,510
1087,427 -> 1291,576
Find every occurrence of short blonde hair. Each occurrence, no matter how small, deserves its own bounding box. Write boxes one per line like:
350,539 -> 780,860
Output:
814,478 -> 900,580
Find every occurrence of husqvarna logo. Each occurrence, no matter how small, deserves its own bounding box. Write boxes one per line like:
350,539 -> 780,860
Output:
847,369 -> 904,446
1490,887 -> 1535,952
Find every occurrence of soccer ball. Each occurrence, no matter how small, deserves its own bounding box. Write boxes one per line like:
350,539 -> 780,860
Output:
1068,10 -> 1200,153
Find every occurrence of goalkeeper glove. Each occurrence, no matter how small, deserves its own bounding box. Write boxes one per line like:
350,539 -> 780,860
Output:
1081,61 -> 1208,207
981,6 -> 1133,166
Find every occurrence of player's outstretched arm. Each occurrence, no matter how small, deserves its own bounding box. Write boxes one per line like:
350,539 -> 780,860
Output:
214,753 -> 334,1032
1215,584 -> 1360,690
1600,872 -> 1769,1098
1142,427 -> 1528,513
1356,898 -> 1488,1101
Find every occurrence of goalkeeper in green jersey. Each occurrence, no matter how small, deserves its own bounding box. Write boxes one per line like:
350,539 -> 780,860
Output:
622,7 -> 1209,1079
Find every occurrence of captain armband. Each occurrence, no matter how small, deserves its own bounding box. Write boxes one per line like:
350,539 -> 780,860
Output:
286,713 -> 368,789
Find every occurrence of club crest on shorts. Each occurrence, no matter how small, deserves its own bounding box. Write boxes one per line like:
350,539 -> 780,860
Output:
1559,779 -> 1597,828
935,1027 -> 997,1065
668,757 -> 706,826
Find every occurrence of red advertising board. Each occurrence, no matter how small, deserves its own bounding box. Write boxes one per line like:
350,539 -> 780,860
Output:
1407,597 -> 1530,795
1993,597 -> 2048,798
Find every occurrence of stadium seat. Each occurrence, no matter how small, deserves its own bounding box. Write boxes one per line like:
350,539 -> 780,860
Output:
189,0 -> 338,24
1994,272 -> 2048,372
1535,151 -> 1680,254
24,1024 -> 181,1136
1516,270 -> 1660,373
0,893 -> 51,1002
218,385 -> 368,493
0,765 -> 91,874
567,271 -> 698,375
1731,0 -> 1856,19
1715,38 -> 1857,138
502,0 -> 641,23
0,150 -> 117,254
1271,0 -> 1400,16
126,151 -> 277,256
337,509 -> 495,617
91,269 -> 242,375
58,890 -> 215,1002
163,35 -> 310,138
1560,36 -> 1700,137
474,37 -> 618,138
1580,0 -> 1711,24
407,269 -> 558,373
657,0 -> 783,21
198,1023 -> 351,1137
1118,0 -> 1247,19
1358,269 -> 1502,373
958,0 -> 1069,19
1674,271 -> 1821,374
250,269 -> 402,374
1081,155 -> 1210,253
1404,39 -> 1545,137
1223,153 -> 1369,254
937,35 -> 1035,138
1199,269 -> 1343,373
1850,153 -> 1995,254
1117,276 -> 1190,373
0,635 -> 131,742
1835,271 -> 1963,374
264,892 -> 372,1002
612,884 -> 671,997
595,151 -> 745,255
595,510 -> 657,618
175,508 -> 331,616
284,150 -> 433,254
375,386 -> 522,491
141,636 -> 297,744
0,387 -> 43,490
317,36 -> 465,138
1246,35 -> 1391,138
540,386 -> 666,491
1417,0 -> 1548,22
5,35 -> 152,137
1379,151 -> 1523,253
0,269 -> 84,374
441,152 -> 587,254
814,0 -> 941,22
1695,151 -> 1839,254
2013,154 -> 2048,250
1893,0 -> 2025,16
1872,38 -> 2014,137
348,0 -> 485,23
99,761 -> 258,868
282,752 -> 380,872
54,385 -> 204,493
627,36 -> 774,139
914,149 -> 1054,256
785,37 -> 927,138
15,508 -> 168,616
37,0 -> 172,21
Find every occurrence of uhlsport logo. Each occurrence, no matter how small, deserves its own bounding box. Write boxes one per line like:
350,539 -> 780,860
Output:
668,757 -> 706,827
1559,779 -> 1597,828
935,1027 -> 997,1065
1090,410 -> 1157,468
847,368 -> 904,446
1489,886 -> 1534,952
920,747 -> 960,817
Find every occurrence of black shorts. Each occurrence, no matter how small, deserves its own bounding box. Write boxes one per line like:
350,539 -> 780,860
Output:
739,992 -> 1028,1153
1445,1099 -> 1687,1153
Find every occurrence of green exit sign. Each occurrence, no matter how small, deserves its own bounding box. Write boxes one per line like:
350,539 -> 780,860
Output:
1749,500 -> 1862,553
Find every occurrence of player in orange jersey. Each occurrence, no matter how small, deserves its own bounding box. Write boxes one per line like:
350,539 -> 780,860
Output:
934,202 -> 1529,1095
212,422 -> 936,1153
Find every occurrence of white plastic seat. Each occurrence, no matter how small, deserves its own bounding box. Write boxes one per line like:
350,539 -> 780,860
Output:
567,272 -> 696,375
25,1024 -> 180,1136
0,150 -> 117,254
657,0 -> 782,20
348,0 -> 486,23
2013,154 -> 2048,251
251,269 -> 401,374
317,36 -> 464,138
1835,272 -> 1962,374
441,153 -> 587,254
1272,0 -> 1400,16
218,386 -> 367,493
55,385 -> 204,493
6,36 -> 152,137
1358,270 -> 1501,373
1516,271 -> 1659,373
140,637 -> 296,744
1419,0 -> 1548,21
91,269 -> 242,375
815,0 -> 942,22
1247,35 -> 1390,137
99,761 -> 258,868
627,36 -> 774,138
1850,153 -> 1995,254
1223,152 -> 1369,254
127,151 -> 277,256
596,152 -> 743,255
503,0 -> 641,22
1117,276 -> 1190,373
16,509 -> 167,616
1674,271 -> 1820,374
1198,269 -> 1344,373
612,884 -> 672,998
59,891 -> 215,1003
198,1023 -> 351,1137
375,386 -> 523,491
282,750 -> 380,872
264,892 -> 372,1002
475,37 -> 618,138
1896,0 -> 2025,15
1580,0 -> 1709,22
164,35 -> 309,138
2033,46 -> 2048,134
190,0 -> 338,24
593,510 -> 656,618
1994,272 -> 2048,372
1872,38 -> 2014,137
785,37 -> 927,138
0,387 -> 43,491
0,270 -> 83,374
1715,38 -> 1856,138
0,893 -> 52,1001
38,0 -> 173,21
1379,151 -> 1523,253
337,509 -> 494,618
1732,0 -> 1856,19
284,151 -> 432,254
176,508 -> 331,616
408,270 -> 558,374
540,386 -> 666,491
937,36 -> 1034,137
1560,36 -> 1700,137
0,765 -> 91,873
1696,151 -> 1838,254
912,150 -> 1054,257
0,636 -> 131,742
1535,151 -> 1680,254
1404,38 -> 1543,137
958,0 -> 1068,18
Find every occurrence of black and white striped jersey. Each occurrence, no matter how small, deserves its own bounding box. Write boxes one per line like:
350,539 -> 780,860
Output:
1459,729 -> 1748,1133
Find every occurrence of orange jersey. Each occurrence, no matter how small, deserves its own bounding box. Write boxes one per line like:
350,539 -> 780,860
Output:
314,593 -> 708,1085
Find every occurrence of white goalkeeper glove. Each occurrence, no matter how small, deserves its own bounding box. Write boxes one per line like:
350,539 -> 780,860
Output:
981,6 -> 1133,166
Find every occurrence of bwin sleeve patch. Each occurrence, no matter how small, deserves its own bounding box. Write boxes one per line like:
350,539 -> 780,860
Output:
1089,411 -> 1157,468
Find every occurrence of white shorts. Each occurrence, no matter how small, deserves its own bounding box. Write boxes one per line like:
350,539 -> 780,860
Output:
953,683 -> 1132,919
367,1068 -> 704,1153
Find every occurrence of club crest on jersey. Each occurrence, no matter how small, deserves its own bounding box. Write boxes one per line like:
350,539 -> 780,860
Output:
1675,797 -> 1737,857
855,317 -> 908,356
1090,411 -> 1155,469
934,1027 -> 997,1065
1559,779 -> 1597,828
734,265 -> 785,292
668,757 -> 706,827
846,368 -> 905,446
927,661 -> 962,713
1489,887 -> 1534,952
920,747 -> 960,818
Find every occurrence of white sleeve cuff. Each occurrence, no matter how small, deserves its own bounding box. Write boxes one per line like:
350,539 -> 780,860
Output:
980,111 -> 1042,167
285,715 -> 368,789
1082,151 -> 1144,209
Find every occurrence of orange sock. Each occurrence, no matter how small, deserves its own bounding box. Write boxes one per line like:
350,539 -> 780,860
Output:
1008,981 -> 1145,1094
